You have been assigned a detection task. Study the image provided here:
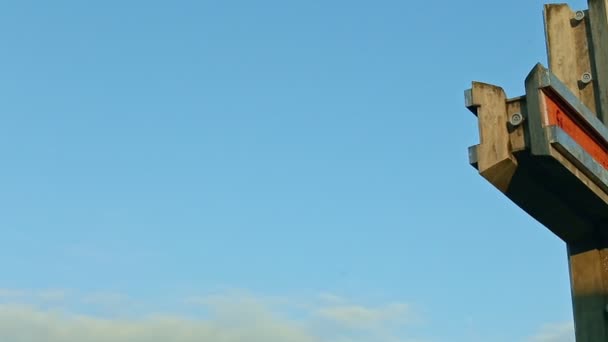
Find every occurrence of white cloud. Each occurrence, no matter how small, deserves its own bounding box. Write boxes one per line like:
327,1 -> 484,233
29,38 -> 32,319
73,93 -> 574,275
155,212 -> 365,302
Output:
317,302 -> 410,329
0,291 -> 423,342
0,304 -> 317,342
35,289 -> 69,302
0,288 -> 68,303
82,292 -> 129,304
527,321 -> 574,342
317,293 -> 348,304
0,288 -> 28,298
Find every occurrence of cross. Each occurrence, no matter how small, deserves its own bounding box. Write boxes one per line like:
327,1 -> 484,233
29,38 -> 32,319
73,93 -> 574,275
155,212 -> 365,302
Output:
466,2 -> 608,341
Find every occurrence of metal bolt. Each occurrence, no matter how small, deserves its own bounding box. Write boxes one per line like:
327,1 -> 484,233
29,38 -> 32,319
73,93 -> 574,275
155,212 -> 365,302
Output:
582,72 -> 593,84
509,113 -> 524,127
575,10 -> 586,21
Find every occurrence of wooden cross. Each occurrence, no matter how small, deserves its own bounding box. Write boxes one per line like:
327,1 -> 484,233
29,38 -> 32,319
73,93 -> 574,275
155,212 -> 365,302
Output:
466,2 -> 608,341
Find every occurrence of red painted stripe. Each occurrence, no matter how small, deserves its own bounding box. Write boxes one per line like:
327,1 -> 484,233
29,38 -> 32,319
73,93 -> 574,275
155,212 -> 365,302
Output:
544,92 -> 608,169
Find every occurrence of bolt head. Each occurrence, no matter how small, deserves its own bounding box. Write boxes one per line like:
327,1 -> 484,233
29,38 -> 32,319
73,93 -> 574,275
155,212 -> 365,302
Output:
509,113 -> 524,127
582,72 -> 593,84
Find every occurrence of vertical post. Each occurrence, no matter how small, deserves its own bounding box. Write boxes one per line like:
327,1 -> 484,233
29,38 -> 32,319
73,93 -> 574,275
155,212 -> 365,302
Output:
584,1 -> 608,340
568,239 -> 608,341
588,0 -> 608,122
546,4 -> 608,341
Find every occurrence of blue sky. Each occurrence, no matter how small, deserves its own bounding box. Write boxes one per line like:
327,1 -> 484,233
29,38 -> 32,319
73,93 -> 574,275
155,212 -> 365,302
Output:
0,0 -> 588,341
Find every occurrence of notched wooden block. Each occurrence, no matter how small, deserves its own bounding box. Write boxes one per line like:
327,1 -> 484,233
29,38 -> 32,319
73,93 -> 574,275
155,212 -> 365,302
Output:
466,64 -> 608,242
465,83 -> 521,192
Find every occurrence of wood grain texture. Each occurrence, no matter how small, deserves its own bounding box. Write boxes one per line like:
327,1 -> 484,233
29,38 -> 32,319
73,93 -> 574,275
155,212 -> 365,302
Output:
545,4 -> 598,115
588,0 -> 608,123
544,4 -> 608,339
467,82 -> 518,192
507,97 -> 527,153
525,64 -> 553,157
568,240 -> 608,342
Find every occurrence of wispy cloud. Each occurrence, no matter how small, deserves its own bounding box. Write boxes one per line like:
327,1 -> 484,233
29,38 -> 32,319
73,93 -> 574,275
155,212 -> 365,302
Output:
0,304 -> 317,342
527,321 -> 574,342
0,289 -> 28,298
0,290 -> 425,342
317,302 -> 410,329
0,288 -> 69,303
81,292 -> 132,306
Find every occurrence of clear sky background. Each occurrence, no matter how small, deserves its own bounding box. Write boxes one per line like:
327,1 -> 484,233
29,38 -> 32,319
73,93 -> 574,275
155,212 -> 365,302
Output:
0,1 -> 590,341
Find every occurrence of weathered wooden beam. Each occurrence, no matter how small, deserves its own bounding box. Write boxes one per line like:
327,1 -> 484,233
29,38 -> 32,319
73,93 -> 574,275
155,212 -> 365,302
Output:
465,83 -> 518,192
544,4 -> 598,115
568,239 -> 608,342
542,4 -> 608,336
588,0 -> 608,123
507,97 -> 527,153
467,3 -> 608,341
467,65 -> 608,241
